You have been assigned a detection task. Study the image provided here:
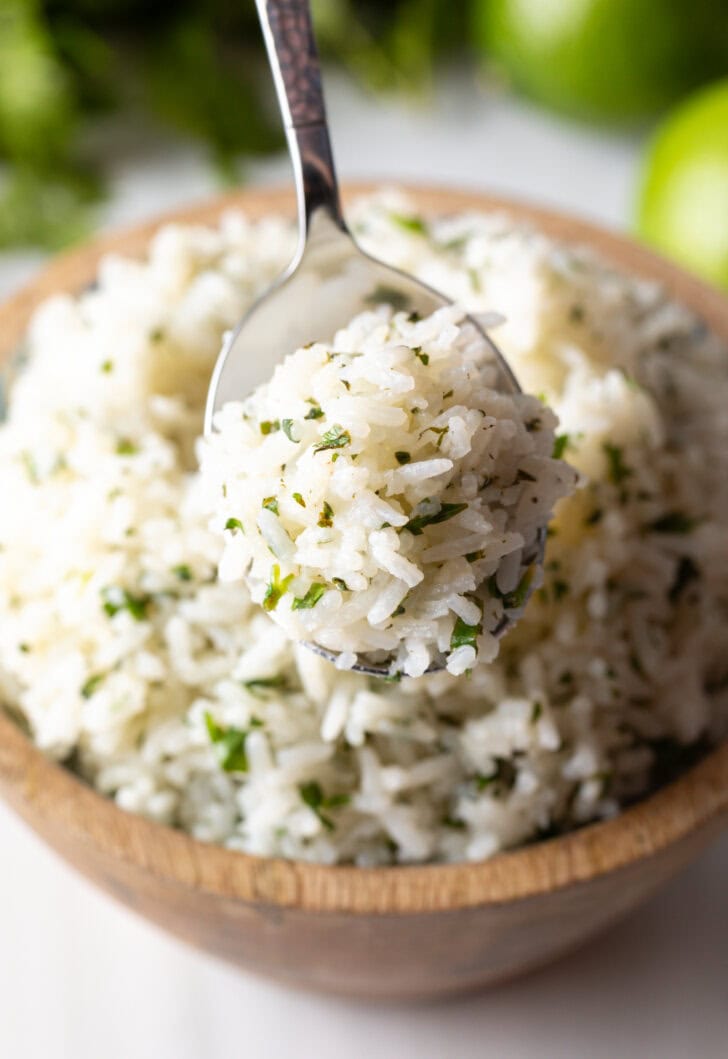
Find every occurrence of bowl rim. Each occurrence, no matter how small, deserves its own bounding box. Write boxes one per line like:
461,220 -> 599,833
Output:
1,181 -> 727,916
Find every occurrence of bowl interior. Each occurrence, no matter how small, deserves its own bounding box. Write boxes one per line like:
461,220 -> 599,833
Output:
0,183 -> 727,916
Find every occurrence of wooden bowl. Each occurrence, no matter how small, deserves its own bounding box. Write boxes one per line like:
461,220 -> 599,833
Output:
1,185 -> 727,1000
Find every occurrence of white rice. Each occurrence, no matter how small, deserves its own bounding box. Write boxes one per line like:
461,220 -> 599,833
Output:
1,189 -> 727,865
200,305 -> 574,677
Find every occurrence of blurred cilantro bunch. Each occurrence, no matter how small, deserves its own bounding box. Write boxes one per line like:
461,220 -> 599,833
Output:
0,0 -> 466,249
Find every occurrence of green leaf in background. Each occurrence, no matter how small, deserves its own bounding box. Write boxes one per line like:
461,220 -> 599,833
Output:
0,0 -> 76,167
0,166 -> 99,249
143,16 -> 282,177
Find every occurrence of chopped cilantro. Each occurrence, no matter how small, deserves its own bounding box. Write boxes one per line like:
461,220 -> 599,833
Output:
171,564 -> 193,582
243,675 -> 288,694
299,780 -> 349,831
603,442 -> 632,486
649,512 -> 697,535
404,501 -> 468,536
390,212 -> 428,236
224,517 -> 244,534
100,359 -> 113,374
204,711 -> 263,773
669,556 -> 700,603
314,424 -> 351,453
421,424 -> 448,448
490,566 -> 535,610
413,347 -> 429,366
364,285 -> 410,311
304,403 -> 324,420
450,616 -> 481,652
116,438 -> 138,456
531,701 -> 543,723
552,434 -> 571,460
394,451 -> 411,465
262,564 -> 293,611
81,673 -> 105,699
260,419 -> 280,435
101,585 -> 152,621
262,496 -> 279,515
332,577 -> 349,591
292,492 -> 306,507
475,758 -> 517,794
291,583 -> 326,610
281,418 -> 298,442
318,501 -> 334,528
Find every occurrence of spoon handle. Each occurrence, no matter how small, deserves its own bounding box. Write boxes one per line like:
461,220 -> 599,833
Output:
256,0 -> 347,238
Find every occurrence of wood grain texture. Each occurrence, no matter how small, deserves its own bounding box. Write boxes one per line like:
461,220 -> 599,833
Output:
0,184 -> 727,998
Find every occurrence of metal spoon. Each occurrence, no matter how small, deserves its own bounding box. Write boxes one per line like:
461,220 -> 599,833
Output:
205,0 -> 544,677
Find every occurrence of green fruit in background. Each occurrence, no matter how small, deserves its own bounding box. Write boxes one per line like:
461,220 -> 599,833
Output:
636,80 -> 728,290
477,0 -> 727,124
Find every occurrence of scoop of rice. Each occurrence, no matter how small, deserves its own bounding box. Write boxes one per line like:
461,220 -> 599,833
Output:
200,305 -> 576,676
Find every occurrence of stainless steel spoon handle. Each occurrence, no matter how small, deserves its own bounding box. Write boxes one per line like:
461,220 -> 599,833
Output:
256,0 -> 347,240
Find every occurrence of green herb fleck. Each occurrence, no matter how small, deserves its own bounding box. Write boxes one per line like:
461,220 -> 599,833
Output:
405,501 -> 468,536
669,556 -> 700,603
116,438 -> 138,456
394,451 -> 411,465
314,424 -> 351,454
204,712 -> 263,773
490,566 -> 535,610
421,424 -> 449,449
318,501 -> 334,528
260,419 -> 280,435
262,496 -> 279,516
298,780 -> 349,831
585,508 -> 603,526
603,442 -> 632,486
81,673 -> 105,699
390,212 -> 428,236
304,403 -> 324,420
450,616 -> 481,652
224,517 -> 244,534
292,492 -> 306,508
101,586 -> 152,622
263,564 -> 294,612
531,701 -> 543,723
281,418 -> 298,442
364,285 -> 410,311
552,434 -> 571,460
292,583 -> 326,610
649,512 -> 697,535
243,675 -> 288,695
413,347 -> 429,366
100,359 -> 113,374
332,578 -> 349,591
171,564 -> 193,582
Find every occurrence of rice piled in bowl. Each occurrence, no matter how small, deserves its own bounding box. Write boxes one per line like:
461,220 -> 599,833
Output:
201,304 -> 574,677
0,190 -> 727,865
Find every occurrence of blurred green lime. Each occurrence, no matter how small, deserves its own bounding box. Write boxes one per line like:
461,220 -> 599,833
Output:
476,0 -> 726,124
636,80 -> 728,289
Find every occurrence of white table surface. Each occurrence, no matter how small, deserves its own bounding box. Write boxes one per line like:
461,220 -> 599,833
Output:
1,74 -> 726,1059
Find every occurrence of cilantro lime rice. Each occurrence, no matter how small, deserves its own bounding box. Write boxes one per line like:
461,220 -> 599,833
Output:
201,305 -> 574,677
0,191 -> 726,865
